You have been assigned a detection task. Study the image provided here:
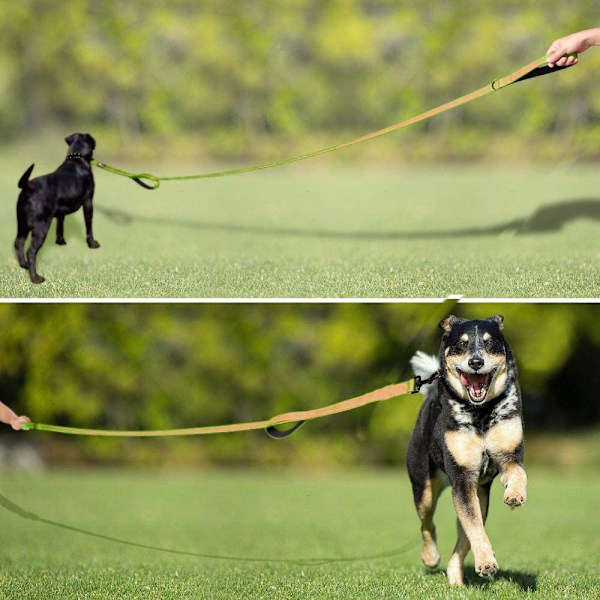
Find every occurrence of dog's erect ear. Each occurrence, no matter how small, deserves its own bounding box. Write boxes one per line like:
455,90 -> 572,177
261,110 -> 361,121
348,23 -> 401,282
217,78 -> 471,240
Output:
487,314 -> 504,330
65,134 -> 76,145
438,315 -> 466,333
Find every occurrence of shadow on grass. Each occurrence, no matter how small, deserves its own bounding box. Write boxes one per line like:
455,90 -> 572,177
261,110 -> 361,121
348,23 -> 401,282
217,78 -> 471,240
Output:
424,566 -> 537,592
96,198 -> 600,240
463,566 -> 537,592
0,491 -> 418,566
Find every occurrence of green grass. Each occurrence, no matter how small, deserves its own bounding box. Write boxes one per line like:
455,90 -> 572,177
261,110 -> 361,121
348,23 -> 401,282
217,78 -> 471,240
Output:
0,468 -> 598,599
1,157 -> 599,298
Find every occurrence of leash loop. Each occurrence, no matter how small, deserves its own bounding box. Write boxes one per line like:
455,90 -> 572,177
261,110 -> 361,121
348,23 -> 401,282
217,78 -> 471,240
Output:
132,174 -> 161,189
265,421 -> 306,439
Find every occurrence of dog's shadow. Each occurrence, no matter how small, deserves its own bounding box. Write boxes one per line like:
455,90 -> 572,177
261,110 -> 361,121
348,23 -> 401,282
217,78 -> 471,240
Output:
95,197 -> 600,240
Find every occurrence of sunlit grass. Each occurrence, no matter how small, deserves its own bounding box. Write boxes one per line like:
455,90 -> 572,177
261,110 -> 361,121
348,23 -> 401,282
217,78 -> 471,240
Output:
1,160 -> 598,298
0,468 -> 598,599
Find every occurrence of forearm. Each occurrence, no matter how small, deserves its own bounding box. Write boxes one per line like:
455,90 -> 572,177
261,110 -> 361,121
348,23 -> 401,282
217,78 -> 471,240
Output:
579,27 -> 600,48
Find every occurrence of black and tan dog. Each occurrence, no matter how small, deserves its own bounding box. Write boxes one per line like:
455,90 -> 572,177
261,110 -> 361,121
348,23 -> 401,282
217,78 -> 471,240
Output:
407,314 -> 526,586
15,133 -> 99,283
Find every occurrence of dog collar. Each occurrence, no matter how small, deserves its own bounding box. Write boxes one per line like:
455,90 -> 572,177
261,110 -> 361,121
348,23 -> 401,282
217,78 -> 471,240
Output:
66,153 -> 92,163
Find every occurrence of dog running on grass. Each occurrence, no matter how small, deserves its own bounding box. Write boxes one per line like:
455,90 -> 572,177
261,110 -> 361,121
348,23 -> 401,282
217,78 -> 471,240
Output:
407,314 -> 526,586
15,133 -> 99,283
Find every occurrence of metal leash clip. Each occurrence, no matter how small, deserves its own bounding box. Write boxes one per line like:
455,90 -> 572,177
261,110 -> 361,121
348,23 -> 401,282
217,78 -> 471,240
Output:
412,370 -> 441,394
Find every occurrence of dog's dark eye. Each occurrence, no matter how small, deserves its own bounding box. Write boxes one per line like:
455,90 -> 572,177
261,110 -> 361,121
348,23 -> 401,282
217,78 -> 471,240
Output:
455,339 -> 468,352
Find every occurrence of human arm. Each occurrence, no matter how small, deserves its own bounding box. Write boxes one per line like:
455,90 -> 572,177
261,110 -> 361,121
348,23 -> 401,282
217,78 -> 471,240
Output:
547,28 -> 600,67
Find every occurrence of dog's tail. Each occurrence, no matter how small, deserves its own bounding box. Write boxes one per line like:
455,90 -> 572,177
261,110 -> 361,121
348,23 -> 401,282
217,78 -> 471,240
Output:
410,351 -> 440,396
18,164 -> 35,189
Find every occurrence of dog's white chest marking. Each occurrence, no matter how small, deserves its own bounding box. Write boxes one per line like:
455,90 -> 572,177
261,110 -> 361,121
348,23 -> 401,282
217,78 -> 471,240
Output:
445,417 -> 523,471
448,400 -> 474,428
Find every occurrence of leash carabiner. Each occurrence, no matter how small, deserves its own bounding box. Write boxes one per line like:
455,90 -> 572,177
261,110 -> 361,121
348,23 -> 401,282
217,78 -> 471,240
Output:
412,370 -> 441,394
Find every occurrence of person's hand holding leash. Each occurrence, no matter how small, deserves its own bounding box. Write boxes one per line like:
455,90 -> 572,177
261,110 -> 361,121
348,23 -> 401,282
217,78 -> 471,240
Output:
547,28 -> 600,67
0,401 -> 30,431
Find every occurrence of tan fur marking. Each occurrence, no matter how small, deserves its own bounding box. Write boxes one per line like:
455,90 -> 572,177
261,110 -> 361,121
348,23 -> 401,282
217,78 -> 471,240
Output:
445,354 -> 469,400
485,360 -> 507,400
485,417 -> 523,456
501,463 -> 528,506
460,333 -> 469,341
445,430 -> 484,470
417,478 -> 433,520
483,332 -> 491,341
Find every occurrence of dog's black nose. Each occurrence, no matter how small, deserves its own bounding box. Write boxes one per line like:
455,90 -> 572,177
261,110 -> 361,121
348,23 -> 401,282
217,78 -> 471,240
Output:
468,356 -> 484,371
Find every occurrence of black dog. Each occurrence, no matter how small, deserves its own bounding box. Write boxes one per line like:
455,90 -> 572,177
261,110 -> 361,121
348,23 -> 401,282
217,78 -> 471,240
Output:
15,133 -> 99,283
407,315 -> 526,586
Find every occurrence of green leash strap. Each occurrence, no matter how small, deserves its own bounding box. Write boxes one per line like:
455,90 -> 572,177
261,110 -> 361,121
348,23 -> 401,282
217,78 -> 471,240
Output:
90,54 -> 576,190
22,377 -> 420,439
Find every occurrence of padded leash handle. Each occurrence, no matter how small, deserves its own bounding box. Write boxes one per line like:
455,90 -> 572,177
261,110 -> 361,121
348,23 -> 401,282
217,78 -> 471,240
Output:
515,52 -> 578,83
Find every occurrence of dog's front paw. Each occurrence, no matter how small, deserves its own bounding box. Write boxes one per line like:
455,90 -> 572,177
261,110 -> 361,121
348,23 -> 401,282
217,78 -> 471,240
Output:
504,485 -> 527,508
56,237 -> 66,245
475,551 -> 498,579
87,239 -> 100,249
30,274 -> 45,284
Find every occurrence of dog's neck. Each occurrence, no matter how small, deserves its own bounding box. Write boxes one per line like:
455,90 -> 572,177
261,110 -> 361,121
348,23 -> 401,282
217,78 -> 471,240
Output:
66,152 -> 92,163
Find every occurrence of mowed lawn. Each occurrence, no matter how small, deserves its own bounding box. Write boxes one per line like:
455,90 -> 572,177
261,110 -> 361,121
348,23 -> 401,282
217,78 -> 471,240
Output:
0,157 -> 598,298
0,469 -> 598,599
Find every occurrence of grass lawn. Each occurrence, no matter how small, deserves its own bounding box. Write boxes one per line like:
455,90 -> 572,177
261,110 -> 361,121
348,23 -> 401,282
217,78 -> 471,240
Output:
0,468 -> 598,599
1,156 -> 599,298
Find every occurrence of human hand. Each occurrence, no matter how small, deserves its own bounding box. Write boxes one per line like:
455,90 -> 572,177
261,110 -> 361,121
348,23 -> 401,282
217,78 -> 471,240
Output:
547,28 -> 600,67
11,415 -> 31,430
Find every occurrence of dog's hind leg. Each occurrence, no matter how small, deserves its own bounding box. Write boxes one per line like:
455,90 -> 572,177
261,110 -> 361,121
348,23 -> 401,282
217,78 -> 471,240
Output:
446,482 -> 492,586
26,220 -> 51,284
14,215 -> 30,269
414,473 -> 446,569
446,518 -> 470,586
55,215 -> 66,245
82,197 -> 100,249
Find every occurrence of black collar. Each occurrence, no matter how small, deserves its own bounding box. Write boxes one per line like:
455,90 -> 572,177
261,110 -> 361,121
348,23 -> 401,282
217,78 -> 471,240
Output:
66,152 -> 92,163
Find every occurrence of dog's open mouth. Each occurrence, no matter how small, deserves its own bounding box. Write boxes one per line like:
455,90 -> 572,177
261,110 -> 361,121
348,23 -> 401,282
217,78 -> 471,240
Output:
458,369 -> 496,403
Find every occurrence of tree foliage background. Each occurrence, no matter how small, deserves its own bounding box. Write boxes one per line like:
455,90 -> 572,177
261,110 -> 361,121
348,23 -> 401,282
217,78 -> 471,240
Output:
1,0 -> 600,162
0,303 -> 598,467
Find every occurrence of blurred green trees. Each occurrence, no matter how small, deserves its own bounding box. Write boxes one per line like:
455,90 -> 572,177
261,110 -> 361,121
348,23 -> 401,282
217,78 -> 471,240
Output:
0,303 -> 598,466
1,1 -> 599,160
